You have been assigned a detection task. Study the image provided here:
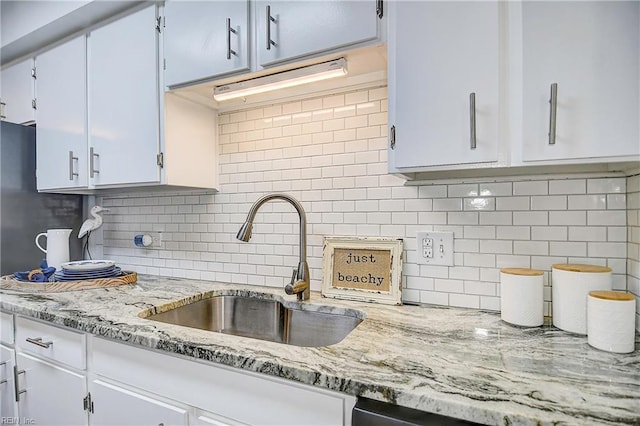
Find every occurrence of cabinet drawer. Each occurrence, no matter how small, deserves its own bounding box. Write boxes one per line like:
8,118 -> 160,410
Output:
15,317 -> 86,370
93,337 -> 353,425
1,311 -> 14,345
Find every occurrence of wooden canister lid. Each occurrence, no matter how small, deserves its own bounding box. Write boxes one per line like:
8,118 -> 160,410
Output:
552,264 -> 612,273
500,268 -> 543,276
589,290 -> 635,301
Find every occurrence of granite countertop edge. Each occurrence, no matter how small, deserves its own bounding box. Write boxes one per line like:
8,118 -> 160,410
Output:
1,275 -> 639,426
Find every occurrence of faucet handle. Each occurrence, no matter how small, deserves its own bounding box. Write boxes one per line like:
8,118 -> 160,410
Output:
285,268 -> 298,295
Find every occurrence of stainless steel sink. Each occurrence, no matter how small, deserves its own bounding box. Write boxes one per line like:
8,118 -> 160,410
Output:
144,295 -> 363,347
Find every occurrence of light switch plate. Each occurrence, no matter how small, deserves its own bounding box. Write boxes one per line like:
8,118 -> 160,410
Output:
416,231 -> 454,266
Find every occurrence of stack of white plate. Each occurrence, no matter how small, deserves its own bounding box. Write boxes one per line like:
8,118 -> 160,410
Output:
54,260 -> 122,281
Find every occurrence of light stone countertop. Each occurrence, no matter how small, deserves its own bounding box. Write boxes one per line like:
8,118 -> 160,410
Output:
0,275 -> 638,425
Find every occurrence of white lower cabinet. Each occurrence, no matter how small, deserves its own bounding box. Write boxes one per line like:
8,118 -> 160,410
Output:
89,379 -> 188,425
16,352 -> 88,425
5,316 -> 354,426
0,344 -> 17,418
14,317 -> 88,425
91,337 -> 355,426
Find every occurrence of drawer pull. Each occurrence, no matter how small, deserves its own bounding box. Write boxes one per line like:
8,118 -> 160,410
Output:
266,5 -> 276,50
469,92 -> 477,150
14,366 -> 26,402
0,362 -> 7,385
226,18 -> 237,60
548,82 -> 558,145
26,337 -> 53,348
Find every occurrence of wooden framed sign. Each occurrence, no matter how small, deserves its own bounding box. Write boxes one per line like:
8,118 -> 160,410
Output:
322,236 -> 403,305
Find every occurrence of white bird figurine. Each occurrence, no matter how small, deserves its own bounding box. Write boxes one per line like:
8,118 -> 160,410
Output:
79,205 -> 109,239
78,205 -> 109,259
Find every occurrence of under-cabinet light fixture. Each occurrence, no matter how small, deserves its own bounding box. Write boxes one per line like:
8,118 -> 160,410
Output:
213,58 -> 347,101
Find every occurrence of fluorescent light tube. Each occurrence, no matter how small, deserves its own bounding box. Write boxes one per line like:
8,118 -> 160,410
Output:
213,58 -> 347,101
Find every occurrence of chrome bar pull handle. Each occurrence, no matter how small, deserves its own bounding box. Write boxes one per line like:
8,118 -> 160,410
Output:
0,101 -> 6,120
0,360 -> 6,384
14,366 -> 26,402
226,18 -> 237,59
69,151 -> 79,181
266,5 -> 276,50
90,147 -> 99,178
469,92 -> 477,150
548,83 -> 558,145
26,337 -> 53,348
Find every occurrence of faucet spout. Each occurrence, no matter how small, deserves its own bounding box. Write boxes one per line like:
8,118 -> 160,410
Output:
237,193 -> 310,301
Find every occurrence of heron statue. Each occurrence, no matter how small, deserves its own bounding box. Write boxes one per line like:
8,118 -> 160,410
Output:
78,205 -> 109,259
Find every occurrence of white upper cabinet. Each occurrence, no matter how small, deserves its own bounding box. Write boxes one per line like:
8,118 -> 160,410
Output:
164,0 -> 250,87
388,1 -> 500,171
0,59 -> 35,124
88,5 -> 160,187
36,35 -> 88,191
520,1 -> 640,163
256,1 -> 380,68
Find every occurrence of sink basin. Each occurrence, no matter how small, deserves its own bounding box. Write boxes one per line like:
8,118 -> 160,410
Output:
144,295 -> 363,347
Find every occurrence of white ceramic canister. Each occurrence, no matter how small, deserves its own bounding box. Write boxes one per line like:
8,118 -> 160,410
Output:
552,264 -> 612,335
500,268 -> 544,327
587,291 -> 636,353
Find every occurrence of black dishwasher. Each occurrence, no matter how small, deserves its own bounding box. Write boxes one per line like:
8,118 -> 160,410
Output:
352,398 -> 481,426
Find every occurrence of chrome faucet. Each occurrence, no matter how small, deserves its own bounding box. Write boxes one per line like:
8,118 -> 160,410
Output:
236,193 -> 310,301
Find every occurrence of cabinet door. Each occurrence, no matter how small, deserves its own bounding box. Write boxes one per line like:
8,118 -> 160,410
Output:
90,379 -> 188,425
35,36 -> 88,191
0,59 -> 35,124
16,352 -> 88,425
89,5 -> 160,186
164,0 -> 250,87
522,1 -> 640,162
0,345 -> 17,419
256,1 -> 379,68
388,1 -> 500,170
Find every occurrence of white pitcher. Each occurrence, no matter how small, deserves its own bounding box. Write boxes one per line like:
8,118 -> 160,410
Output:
35,229 -> 72,270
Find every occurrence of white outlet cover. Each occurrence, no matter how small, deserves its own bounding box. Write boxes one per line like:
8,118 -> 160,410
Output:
416,231 -> 454,266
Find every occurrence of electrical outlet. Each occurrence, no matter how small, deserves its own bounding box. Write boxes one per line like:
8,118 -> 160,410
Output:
416,231 -> 454,266
151,232 -> 163,247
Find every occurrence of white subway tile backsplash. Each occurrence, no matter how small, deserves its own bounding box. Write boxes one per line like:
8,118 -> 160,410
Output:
419,185 -> 447,198
479,212 -> 511,225
449,294 -> 480,309
550,241 -> 587,257
496,226 -> 530,240
607,194 -> 627,210
434,198 -> 462,211
98,86 -> 637,330
567,195 -> 606,210
587,177 -> 626,194
496,197 -> 529,211
549,211 -> 586,226
568,227 -> 607,242
480,182 -> 512,197
479,240 -> 512,255
448,183 -> 479,197
588,210 -> 627,226
513,180 -> 548,195
548,179 -> 586,195
531,196 -> 567,211
464,197 -> 495,211
464,226 -> 496,239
